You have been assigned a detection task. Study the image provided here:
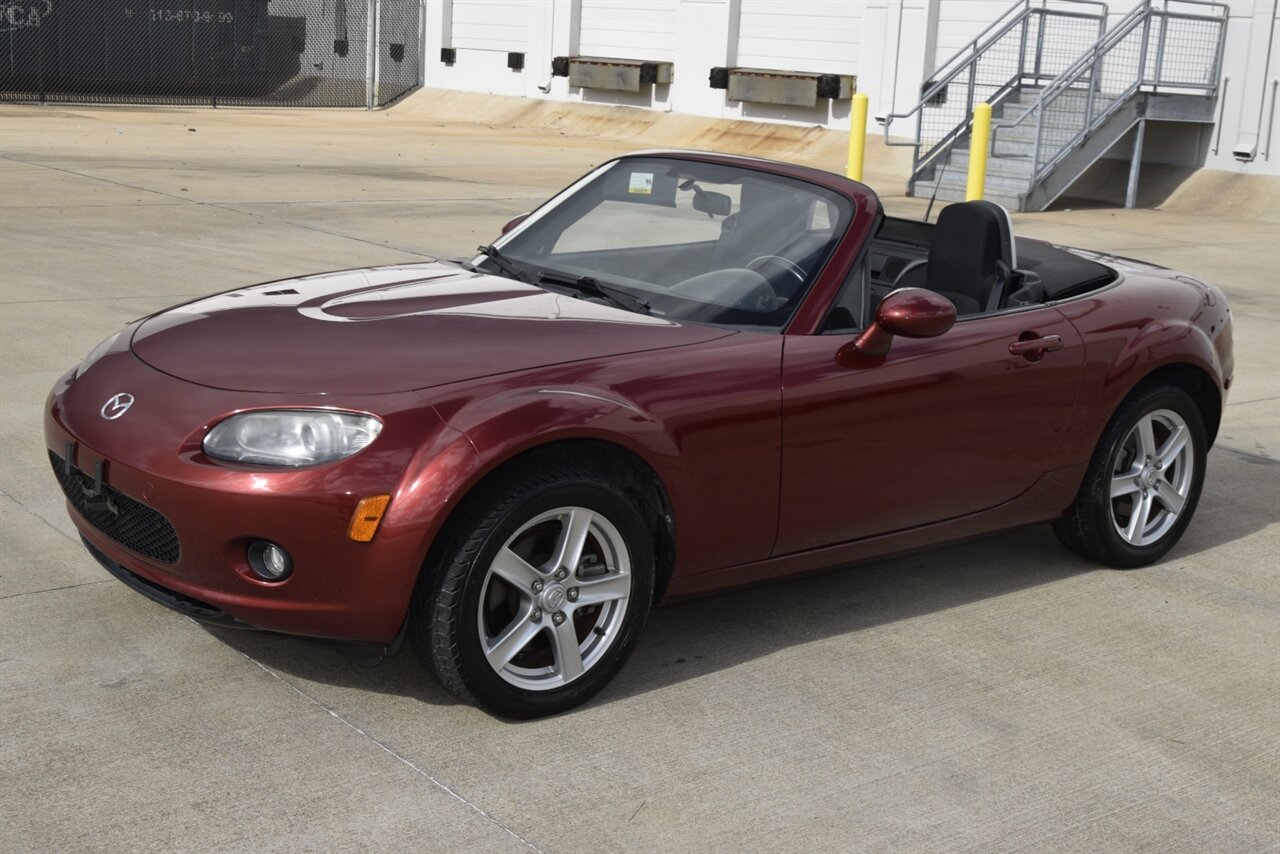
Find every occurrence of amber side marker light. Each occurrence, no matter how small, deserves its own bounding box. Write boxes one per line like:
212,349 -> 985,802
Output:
349,494 -> 392,542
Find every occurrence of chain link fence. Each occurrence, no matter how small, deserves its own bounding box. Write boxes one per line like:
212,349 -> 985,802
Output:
0,0 -> 422,107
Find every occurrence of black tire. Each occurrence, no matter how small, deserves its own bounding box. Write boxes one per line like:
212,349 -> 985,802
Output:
412,461 -> 654,718
1053,383 -> 1207,568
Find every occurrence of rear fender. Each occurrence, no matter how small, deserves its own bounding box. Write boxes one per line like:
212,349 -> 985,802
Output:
1057,296 -> 1230,465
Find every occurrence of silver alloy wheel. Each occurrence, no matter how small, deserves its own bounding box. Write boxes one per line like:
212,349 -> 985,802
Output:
477,506 -> 632,691
1109,408 -> 1195,547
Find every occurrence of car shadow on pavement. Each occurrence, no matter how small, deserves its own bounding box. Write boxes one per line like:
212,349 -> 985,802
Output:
204,449 -> 1276,716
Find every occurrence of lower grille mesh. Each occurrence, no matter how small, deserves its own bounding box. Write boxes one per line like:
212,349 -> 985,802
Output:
49,449 -> 180,564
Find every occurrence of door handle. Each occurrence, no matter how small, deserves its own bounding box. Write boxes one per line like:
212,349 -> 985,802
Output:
1009,334 -> 1064,358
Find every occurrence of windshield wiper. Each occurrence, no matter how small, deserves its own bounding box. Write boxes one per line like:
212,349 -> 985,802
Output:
472,244 -> 530,282
536,271 -> 651,315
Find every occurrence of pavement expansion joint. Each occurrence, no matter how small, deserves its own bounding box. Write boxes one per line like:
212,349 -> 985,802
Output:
1,486 -> 79,547
229,642 -> 546,854
0,577 -> 112,602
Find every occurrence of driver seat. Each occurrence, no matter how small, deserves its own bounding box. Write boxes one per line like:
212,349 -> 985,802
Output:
894,200 -> 1016,316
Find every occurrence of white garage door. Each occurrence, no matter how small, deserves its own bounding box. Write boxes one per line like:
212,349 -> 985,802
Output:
736,0 -> 861,75
579,0 -> 679,63
451,0 -> 530,51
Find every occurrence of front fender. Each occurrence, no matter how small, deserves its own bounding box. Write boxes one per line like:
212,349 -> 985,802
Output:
372,411 -> 481,617
431,385 -> 688,501
394,385 -> 689,583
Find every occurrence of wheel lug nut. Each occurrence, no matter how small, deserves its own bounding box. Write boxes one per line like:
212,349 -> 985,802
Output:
532,580 -> 544,593
554,568 -> 567,580
552,612 -> 565,626
567,588 -> 578,602
531,609 -> 542,622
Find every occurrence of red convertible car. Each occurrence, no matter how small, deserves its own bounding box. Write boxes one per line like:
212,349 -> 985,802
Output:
46,151 -> 1233,717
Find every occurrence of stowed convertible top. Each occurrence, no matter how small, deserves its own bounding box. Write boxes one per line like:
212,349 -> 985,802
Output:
1013,238 -> 1118,300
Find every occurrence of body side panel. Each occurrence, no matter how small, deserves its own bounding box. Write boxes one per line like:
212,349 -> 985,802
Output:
667,462 -> 1087,600
776,305 -> 1086,553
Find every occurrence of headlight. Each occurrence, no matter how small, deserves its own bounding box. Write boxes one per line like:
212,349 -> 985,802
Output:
203,410 -> 383,467
77,330 -> 125,377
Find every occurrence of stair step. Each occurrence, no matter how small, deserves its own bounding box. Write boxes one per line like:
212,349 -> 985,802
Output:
991,125 -> 1084,144
996,103 -> 1115,124
1012,87 -> 1098,100
945,151 -> 1036,178
916,170 -> 1031,195
913,185 -> 1024,210
1009,89 -> 1095,100
1003,95 -> 1117,114
952,130 -> 1077,156
999,107 -> 1116,125
991,137 -> 1075,156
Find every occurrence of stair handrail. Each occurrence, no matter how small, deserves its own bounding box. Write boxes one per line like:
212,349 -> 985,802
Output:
907,0 -> 1039,115
989,3 -> 1148,151
882,0 -> 1109,181
991,0 -> 1229,185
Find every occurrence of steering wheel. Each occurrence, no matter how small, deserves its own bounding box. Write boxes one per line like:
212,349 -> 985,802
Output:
747,255 -> 806,285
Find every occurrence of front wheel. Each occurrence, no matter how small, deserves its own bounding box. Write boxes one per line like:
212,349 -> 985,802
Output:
1054,383 -> 1207,568
413,462 -> 654,718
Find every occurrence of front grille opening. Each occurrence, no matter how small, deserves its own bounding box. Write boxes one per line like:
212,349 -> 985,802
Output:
49,449 -> 180,564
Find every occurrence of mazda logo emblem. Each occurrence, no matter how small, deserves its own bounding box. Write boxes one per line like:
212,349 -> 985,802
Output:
100,393 -> 135,420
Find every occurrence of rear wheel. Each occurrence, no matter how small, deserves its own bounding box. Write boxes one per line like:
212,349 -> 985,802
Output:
1054,384 -> 1206,567
414,462 -> 653,718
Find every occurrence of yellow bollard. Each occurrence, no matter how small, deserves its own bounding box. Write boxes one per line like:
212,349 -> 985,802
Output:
965,102 -> 992,201
846,92 -> 869,182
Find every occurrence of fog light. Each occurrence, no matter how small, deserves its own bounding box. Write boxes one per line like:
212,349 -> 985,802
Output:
247,540 -> 292,581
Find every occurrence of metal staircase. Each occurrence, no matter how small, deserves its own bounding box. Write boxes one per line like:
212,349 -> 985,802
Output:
884,0 -> 1229,211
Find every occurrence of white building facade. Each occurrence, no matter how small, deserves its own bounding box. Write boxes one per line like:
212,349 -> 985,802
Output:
419,0 -> 1280,177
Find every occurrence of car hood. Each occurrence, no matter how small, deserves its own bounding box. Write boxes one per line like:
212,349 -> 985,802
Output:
131,262 -> 734,394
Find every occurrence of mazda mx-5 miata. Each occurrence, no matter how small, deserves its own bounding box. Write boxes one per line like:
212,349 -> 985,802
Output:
47,151 -> 1233,717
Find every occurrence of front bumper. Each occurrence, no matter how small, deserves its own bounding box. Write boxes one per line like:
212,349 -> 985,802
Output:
81,535 -> 249,629
45,352 -> 473,644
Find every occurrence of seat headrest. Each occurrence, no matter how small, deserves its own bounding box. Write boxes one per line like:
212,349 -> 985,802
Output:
927,200 -> 1017,303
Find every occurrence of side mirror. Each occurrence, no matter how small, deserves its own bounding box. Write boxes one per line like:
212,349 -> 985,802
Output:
852,288 -> 956,357
692,190 -> 732,218
501,213 -> 530,235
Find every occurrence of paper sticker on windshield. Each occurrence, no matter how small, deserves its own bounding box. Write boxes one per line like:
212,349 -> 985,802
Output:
628,172 -> 654,195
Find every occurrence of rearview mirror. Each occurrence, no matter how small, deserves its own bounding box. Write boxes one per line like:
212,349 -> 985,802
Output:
852,288 -> 956,357
692,190 -> 732,218
501,213 -> 530,235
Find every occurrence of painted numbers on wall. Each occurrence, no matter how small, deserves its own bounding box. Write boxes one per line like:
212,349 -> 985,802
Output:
1,0 -> 52,32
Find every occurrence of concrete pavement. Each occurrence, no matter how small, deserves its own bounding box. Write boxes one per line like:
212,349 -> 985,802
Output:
1,100 -> 1277,852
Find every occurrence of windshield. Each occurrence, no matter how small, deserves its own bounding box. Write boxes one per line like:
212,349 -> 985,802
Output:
487,157 -> 854,329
